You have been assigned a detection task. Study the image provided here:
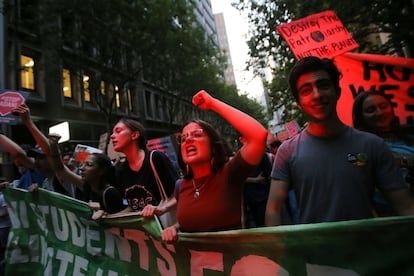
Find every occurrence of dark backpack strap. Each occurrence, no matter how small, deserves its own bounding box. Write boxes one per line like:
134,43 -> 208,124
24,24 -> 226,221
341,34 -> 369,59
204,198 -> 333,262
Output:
175,179 -> 183,202
101,186 -> 113,210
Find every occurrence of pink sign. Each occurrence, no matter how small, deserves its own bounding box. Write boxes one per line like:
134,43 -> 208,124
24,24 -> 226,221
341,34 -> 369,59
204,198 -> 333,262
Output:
277,131 -> 290,142
284,120 -> 300,138
0,91 -> 25,116
277,10 -> 359,60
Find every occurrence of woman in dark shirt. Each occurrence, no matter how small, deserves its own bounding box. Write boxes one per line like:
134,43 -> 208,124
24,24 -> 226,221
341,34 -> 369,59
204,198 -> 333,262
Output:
48,135 -> 124,217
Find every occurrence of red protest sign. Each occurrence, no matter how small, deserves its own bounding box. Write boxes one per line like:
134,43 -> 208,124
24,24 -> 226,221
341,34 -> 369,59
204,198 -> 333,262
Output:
334,52 -> 414,127
277,10 -> 359,60
0,91 -> 25,116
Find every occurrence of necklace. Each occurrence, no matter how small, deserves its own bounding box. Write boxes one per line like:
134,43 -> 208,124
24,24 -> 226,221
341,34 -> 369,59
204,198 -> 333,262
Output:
192,179 -> 200,198
192,175 -> 211,199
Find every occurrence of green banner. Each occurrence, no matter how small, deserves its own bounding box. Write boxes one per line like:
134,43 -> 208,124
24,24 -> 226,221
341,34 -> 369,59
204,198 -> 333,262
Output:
3,187 -> 414,275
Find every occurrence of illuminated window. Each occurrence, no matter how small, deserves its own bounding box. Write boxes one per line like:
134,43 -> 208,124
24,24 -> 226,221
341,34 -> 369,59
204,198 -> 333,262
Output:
21,55 -> 35,90
100,81 -> 105,95
116,92 -> 121,108
127,88 -> 138,114
83,75 -> 90,102
114,85 -> 121,108
62,69 -> 72,98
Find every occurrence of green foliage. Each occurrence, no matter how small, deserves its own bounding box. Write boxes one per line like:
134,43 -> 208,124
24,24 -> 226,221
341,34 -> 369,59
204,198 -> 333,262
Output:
233,0 -> 413,127
219,85 -> 267,127
47,0 -> 253,107
6,0 -> 268,139
136,0 -> 224,96
193,82 -> 267,140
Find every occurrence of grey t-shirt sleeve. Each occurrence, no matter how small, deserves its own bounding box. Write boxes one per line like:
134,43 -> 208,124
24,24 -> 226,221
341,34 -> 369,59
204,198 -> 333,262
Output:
271,139 -> 291,182
373,138 -> 408,191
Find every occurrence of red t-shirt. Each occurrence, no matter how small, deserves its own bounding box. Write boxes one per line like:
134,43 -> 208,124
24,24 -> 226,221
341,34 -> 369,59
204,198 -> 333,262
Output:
176,153 -> 255,232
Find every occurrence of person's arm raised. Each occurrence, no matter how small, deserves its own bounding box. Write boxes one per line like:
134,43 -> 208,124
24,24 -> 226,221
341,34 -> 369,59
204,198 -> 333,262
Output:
12,104 -> 50,155
0,133 -> 34,169
47,134 -> 83,188
192,90 -> 267,165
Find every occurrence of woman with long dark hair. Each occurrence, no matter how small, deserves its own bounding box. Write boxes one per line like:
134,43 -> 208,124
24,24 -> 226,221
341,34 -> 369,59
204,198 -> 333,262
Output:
352,90 -> 414,215
157,90 -> 268,241
48,135 -> 124,217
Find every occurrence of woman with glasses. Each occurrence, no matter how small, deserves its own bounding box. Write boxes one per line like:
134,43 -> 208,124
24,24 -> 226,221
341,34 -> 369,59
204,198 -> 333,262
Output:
158,90 -> 268,242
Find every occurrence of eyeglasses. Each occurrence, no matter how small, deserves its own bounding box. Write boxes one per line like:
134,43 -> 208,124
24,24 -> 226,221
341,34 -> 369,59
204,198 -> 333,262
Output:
177,129 -> 204,144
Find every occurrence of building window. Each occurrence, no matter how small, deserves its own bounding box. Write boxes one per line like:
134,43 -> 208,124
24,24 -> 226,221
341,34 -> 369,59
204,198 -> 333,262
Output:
114,85 -> 120,108
100,81 -> 106,95
20,55 -> 35,91
115,92 -> 120,108
154,94 -> 163,120
83,75 -> 91,102
107,84 -> 115,108
63,68 -> 72,98
120,86 -> 131,113
128,88 -> 138,114
145,90 -> 153,118
164,97 -> 170,121
127,88 -> 132,111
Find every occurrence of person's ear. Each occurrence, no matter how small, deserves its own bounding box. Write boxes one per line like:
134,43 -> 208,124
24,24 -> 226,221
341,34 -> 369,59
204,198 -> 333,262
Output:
295,100 -> 303,111
131,131 -> 140,140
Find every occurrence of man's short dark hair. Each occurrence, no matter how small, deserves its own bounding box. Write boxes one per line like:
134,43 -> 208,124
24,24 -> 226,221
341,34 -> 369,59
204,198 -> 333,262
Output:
289,56 -> 342,102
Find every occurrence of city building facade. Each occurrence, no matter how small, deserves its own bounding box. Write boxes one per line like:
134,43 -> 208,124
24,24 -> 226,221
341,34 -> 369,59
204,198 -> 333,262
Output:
0,0 -> 220,180
193,0 -> 218,47
214,13 -> 236,86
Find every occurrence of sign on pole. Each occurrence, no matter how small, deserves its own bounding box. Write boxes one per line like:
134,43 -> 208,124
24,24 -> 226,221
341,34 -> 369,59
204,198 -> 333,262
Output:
277,10 -> 359,60
0,90 -> 27,124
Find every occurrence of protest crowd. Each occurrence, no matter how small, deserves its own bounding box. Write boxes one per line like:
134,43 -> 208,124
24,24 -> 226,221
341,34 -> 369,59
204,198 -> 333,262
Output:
0,55 -> 413,275
2,5 -> 414,270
